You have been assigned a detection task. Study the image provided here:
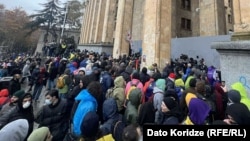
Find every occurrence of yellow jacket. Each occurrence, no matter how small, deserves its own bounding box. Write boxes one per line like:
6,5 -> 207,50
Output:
96,134 -> 115,141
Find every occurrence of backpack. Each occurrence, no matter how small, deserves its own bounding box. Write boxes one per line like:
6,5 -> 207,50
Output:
197,94 -> 216,123
126,81 -> 140,100
144,81 -> 155,102
56,74 -> 66,89
106,87 -> 115,99
111,117 -> 126,141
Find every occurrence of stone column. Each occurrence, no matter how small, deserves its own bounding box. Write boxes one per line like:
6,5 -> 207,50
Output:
94,0 -> 107,43
81,1 -> 90,43
84,0 -> 94,43
79,5 -> 88,44
131,0 -> 144,40
113,0 -> 134,58
81,1 -> 91,43
89,0 -> 99,43
141,0 -> 172,69
102,0 -> 117,43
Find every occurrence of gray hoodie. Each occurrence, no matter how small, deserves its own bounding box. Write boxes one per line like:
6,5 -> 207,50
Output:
0,119 -> 29,141
22,61 -> 31,76
153,87 -> 164,124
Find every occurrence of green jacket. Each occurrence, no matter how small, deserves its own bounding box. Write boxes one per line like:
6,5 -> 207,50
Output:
112,76 -> 126,112
124,88 -> 142,124
185,76 -> 194,90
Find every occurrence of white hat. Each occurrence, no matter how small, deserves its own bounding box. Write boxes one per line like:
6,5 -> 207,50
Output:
78,67 -> 86,72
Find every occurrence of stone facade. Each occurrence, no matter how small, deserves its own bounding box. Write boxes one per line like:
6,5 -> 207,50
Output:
79,0 -> 234,68
233,0 -> 250,33
231,0 -> 250,40
211,0 -> 250,95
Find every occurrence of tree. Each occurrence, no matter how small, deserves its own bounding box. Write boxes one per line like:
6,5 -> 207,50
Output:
27,0 -> 65,42
66,0 -> 84,29
0,6 -> 39,56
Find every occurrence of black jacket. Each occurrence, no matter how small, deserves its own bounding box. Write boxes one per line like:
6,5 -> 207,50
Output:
8,79 -> 21,96
36,98 -> 68,141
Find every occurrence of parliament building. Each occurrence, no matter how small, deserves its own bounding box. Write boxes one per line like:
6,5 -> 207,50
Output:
78,0 -> 234,68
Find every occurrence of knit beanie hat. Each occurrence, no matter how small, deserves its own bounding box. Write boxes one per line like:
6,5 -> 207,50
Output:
168,73 -> 176,79
78,67 -> 86,73
227,90 -> 241,104
163,97 -> 177,110
27,127 -> 50,141
13,90 -> 25,99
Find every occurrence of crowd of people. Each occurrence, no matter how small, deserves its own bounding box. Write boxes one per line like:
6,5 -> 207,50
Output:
0,49 -> 249,141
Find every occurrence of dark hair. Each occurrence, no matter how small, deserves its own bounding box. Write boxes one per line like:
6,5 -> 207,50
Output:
105,65 -> 112,71
122,124 -> 140,141
74,75 -> 84,85
196,81 -> 205,95
152,72 -> 161,81
132,72 -> 140,80
46,89 -> 59,98
189,78 -> 197,88
82,75 -> 93,89
87,81 -> 102,101
23,93 -> 32,99
141,67 -> 147,74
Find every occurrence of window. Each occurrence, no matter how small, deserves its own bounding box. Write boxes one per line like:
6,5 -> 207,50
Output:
181,18 -> 191,30
228,0 -> 232,8
181,0 -> 191,10
228,14 -> 232,23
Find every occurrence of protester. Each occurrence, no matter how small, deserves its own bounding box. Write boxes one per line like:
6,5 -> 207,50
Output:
0,119 -> 29,141
28,127 -> 52,141
0,89 -> 24,116
0,92 -> 34,140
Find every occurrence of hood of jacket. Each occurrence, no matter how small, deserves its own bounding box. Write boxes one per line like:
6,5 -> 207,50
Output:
231,82 -> 250,109
17,92 -> 33,112
75,89 -> 97,103
128,88 -> 142,107
0,89 -> 9,97
153,87 -> 164,94
103,98 -> 119,121
155,79 -> 166,92
27,127 -> 50,141
0,119 -> 29,141
114,76 -> 125,88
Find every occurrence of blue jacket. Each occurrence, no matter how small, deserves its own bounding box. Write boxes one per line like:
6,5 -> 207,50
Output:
100,98 -> 119,135
73,89 -> 98,136
80,59 -> 88,68
100,71 -> 113,98
67,63 -> 77,74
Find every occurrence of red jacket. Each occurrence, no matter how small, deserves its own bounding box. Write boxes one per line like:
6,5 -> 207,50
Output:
0,89 -> 9,106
